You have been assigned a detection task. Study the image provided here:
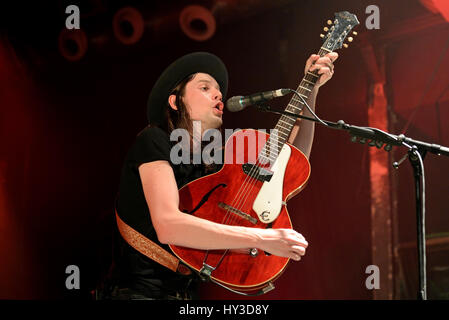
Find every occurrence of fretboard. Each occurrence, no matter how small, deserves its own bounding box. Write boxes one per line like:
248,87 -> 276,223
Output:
258,47 -> 332,166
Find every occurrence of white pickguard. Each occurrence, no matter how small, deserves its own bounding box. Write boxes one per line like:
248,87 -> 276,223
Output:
252,144 -> 291,224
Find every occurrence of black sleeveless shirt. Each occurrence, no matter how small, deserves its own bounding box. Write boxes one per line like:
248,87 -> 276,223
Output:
114,126 -> 220,298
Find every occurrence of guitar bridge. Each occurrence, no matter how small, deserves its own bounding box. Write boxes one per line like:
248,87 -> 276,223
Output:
218,202 -> 258,224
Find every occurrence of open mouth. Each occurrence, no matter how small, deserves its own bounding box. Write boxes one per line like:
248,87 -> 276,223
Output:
213,102 -> 224,114
214,101 -> 223,111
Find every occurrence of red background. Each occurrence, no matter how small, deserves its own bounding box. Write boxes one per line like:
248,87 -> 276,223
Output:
1,0 -> 448,299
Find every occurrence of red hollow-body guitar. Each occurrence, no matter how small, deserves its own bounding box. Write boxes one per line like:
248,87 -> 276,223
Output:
169,11 -> 359,295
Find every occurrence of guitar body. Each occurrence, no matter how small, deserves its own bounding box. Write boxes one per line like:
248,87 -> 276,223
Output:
168,11 -> 360,293
169,129 -> 311,292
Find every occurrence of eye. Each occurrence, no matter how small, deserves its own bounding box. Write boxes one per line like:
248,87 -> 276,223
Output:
200,86 -> 209,91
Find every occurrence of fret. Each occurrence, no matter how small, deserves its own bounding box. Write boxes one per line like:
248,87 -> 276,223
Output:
281,110 -> 302,120
277,119 -> 293,127
258,155 -> 275,164
255,47 -> 327,166
263,143 -> 283,153
290,96 -> 304,104
294,92 -> 308,100
281,114 -> 298,122
278,119 -> 294,127
260,145 -> 282,158
299,85 -> 311,92
279,117 -> 294,125
265,139 -> 285,150
304,74 -> 319,84
286,104 -> 301,111
274,130 -> 288,138
272,128 -> 291,137
262,146 -> 283,159
274,123 -> 291,133
302,78 -> 315,86
301,81 -> 314,90
291,96 -> 303,103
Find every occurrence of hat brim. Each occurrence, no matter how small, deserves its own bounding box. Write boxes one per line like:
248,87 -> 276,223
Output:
147,52 -> 228,125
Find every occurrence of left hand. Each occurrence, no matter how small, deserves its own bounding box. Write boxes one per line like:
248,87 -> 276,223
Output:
304,52 -> 338,88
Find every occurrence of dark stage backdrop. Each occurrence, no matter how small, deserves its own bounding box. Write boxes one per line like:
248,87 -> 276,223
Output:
0,0 -> 448,299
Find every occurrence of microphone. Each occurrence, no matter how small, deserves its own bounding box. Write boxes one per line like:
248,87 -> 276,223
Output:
226,88 -> 291,112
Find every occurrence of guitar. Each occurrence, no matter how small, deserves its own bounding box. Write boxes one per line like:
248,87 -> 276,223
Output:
169,11 -> 360,295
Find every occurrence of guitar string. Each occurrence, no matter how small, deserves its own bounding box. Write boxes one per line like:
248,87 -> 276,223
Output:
202,49 -> 326,271
209,50 -> 326,268
219,130 -> 267,225
223,50 -> 326,229
227,87 -> 309,227
228,49 -> 328,226
223,80 -> 311,228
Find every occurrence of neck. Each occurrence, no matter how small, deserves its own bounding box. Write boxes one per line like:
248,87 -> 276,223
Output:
258,48 -> 330,166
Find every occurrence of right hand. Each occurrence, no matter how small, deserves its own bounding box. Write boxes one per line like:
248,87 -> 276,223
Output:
255,228 -> 308,261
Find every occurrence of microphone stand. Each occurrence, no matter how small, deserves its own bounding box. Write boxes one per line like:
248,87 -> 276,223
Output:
254,102 -> 449,300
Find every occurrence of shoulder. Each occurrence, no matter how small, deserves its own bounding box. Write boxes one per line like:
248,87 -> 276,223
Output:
128,126 -> 172,166
137,126 -> 170,142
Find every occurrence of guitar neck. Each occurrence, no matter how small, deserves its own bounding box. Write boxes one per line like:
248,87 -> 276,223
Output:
259,47 -> 332,165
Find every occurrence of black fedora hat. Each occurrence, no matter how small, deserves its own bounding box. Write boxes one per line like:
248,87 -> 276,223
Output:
147,52 -> 228,125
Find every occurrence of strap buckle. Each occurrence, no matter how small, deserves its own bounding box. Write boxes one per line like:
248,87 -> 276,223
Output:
199,263 -> 216,282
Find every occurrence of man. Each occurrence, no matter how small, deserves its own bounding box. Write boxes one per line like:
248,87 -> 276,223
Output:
108,51 -> 337,300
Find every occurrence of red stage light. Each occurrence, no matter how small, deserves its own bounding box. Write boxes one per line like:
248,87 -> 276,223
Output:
421,0 -> 449,22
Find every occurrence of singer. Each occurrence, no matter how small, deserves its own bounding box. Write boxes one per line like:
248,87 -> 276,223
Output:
100,51 -> 337,300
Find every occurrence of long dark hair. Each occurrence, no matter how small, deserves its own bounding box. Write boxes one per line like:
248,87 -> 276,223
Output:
164,74 -> 196,135
161,73 -> 222,170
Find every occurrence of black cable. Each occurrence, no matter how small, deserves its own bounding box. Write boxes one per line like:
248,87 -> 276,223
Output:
287,88 -> 329,127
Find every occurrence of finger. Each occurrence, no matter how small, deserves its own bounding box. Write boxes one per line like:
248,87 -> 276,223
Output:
293,232 -> 308,246
304,54 -> 320,74
316,56 -> 333,65
291,252 -> 302,261
309,62 -> 332,73
296,233 -> 306,241
316,57 -> 334,72
287,236 -> 308,248
291,245 -> 306,256
317,66 -> 333,76
326,52 -> 339,62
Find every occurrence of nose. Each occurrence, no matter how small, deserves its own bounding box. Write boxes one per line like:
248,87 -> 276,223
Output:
214,88 -> 222,101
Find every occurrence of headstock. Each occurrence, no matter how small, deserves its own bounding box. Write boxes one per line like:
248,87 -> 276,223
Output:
320,11 -> 359,51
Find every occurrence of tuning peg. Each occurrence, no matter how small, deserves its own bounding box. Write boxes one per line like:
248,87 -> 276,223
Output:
348,37 -> 353,42
327,20 -> 333,25
343,43 -> 349,48
323,27 -> 329,32
353,31 -> 358,36
320,34 -> 325,38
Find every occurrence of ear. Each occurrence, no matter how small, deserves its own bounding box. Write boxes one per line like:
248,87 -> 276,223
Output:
168,94 -> 178,111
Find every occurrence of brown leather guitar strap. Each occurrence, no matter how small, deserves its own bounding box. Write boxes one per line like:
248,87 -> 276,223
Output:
115,210 -> 192,276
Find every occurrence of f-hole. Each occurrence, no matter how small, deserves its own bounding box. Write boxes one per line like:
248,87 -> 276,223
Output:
187,183 -> 227,215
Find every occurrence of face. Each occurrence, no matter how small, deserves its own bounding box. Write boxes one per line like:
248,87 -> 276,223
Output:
171,73 -> 224,132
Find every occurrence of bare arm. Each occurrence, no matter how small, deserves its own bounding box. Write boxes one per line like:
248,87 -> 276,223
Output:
139,160 -> 308,260
288,53 -> 338,158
